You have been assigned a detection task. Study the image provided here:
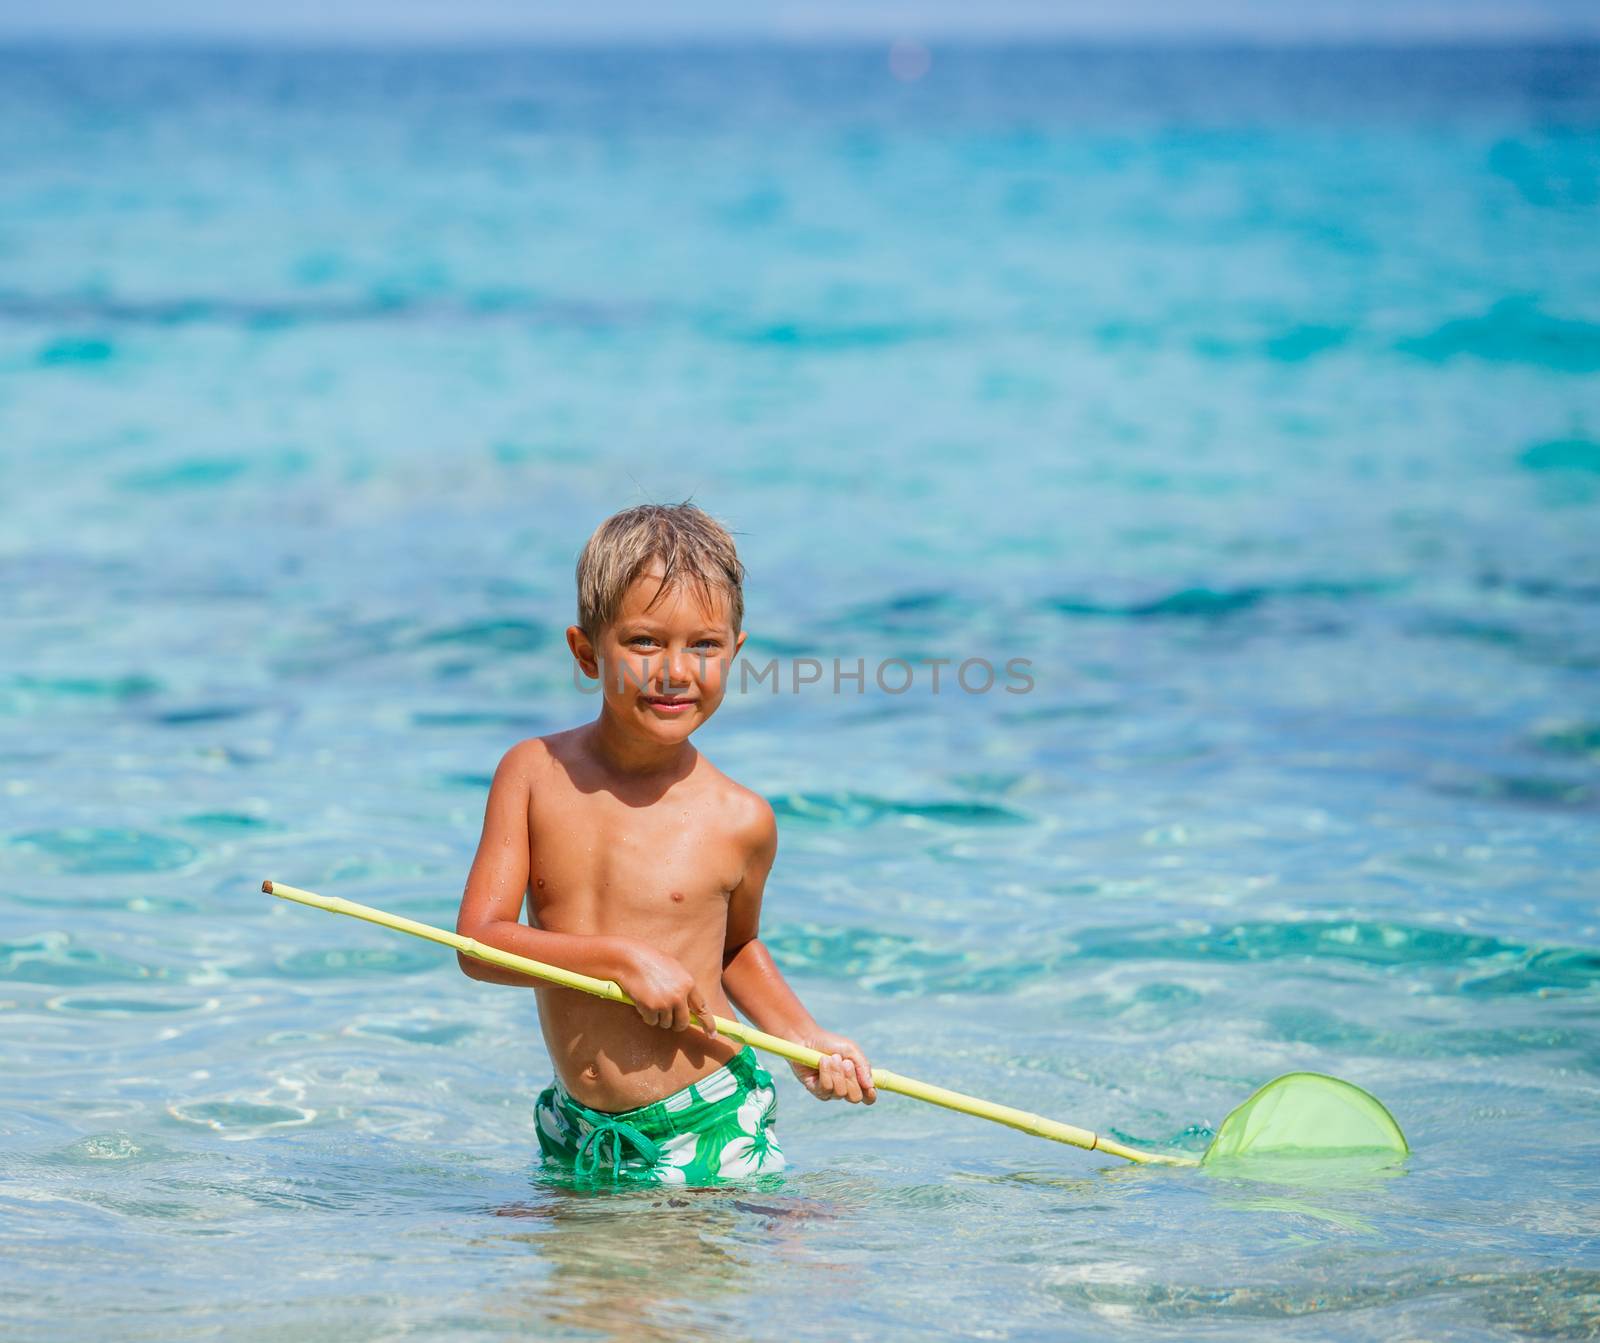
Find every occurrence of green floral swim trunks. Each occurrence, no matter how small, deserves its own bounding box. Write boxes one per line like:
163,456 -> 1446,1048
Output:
535,1045 -> 786,1186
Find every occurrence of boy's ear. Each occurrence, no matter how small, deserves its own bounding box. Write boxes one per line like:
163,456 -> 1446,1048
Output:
732,629 -> 748,659
566,625 -> 600,679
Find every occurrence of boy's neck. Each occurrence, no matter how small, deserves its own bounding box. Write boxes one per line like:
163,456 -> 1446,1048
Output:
585,710 -> 696,779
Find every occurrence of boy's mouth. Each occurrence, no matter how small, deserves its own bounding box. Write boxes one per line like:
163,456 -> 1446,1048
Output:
642,694 -> 697,715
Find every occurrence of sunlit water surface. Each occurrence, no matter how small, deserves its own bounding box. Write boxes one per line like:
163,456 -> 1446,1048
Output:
2,44 -> 1599,1342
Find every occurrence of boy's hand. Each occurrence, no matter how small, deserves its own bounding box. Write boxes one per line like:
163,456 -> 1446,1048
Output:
791,1031 -> 876,1104
614,943 -> 717,1036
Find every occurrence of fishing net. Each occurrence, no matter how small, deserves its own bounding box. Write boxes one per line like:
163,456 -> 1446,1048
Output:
1202,1071 -> 1407,1164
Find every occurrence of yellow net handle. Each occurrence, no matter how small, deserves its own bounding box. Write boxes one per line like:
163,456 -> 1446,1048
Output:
261,880 -> 1195,1167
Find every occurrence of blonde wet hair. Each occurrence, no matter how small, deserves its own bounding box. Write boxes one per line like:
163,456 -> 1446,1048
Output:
576,501 -> 745,638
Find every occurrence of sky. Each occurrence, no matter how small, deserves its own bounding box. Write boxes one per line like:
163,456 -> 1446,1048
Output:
0,0 -> 1595,43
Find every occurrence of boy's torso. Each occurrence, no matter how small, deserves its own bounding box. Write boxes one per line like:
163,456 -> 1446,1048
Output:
521,728 -> 756,1111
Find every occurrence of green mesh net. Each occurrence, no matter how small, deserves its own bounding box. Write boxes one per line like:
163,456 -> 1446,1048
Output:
1201,1071 -> 1408,1164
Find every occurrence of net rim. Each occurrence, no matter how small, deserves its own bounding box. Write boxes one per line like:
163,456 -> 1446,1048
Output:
1203,1069 -> 1409,1162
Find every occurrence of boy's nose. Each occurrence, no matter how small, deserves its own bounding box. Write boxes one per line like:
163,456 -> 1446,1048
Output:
654,649 -> 693,690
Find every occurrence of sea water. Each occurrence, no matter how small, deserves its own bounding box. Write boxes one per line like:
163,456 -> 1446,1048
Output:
1,44 -> 1597,1341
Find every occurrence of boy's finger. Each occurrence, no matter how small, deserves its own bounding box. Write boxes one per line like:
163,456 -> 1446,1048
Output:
690,995 -> 716,1035
847,1050 -> 877,1102
671,1001 -> 690,1031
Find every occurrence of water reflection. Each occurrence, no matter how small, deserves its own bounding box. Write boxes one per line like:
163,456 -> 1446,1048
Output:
1201,1154 -> 1410,1233
486,1176 -> 846,1341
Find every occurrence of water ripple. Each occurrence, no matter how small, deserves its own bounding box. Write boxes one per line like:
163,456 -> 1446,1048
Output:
766,919 -> 1600,999
1047,1266 -> 1600,1331
166,1100 -> 317,1137
0,933 -> 167,988
271,945 -> 445,980
6,827 -> 198,876
1046,578 -> 1392,621
769,791 -> 1029,828
1,288 -> 651,331
1397,297 -> 1600,373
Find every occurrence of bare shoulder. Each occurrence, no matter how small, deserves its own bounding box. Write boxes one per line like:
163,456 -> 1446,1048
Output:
496,734 -> 547,774
490,733 -> 573,797
507,727 -> 588,769
697,759 -> 777,851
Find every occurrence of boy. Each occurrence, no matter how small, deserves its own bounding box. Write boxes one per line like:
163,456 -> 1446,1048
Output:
455,502 -> 875,1186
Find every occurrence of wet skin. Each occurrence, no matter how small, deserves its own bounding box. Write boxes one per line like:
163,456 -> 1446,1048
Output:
456,562 -> 875,1113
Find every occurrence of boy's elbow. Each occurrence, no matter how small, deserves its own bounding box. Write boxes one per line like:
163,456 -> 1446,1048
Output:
722,935 -> 761,969
456,950 -> 486,980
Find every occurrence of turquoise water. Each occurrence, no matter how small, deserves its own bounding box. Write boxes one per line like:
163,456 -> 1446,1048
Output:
2,43 -> 1599,1339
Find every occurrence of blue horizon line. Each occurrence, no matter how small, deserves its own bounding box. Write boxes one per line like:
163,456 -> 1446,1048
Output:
1,30 -> 1598,52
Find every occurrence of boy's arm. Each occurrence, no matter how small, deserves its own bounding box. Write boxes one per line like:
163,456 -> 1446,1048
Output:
455,743 -> 633,986
720,796 -> 876,1103
456,743 -> 714,1030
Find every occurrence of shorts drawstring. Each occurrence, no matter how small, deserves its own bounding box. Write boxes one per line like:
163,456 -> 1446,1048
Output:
536,1048 -> 781,1186
573,1116 -> 661,1182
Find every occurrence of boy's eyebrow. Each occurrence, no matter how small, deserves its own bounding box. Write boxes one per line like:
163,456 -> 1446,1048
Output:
618,626 -> 730,639
615,611 -> 729,631
614,621 -> 728,635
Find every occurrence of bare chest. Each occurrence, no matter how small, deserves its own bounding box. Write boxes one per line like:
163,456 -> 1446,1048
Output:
524,786 -> 745,934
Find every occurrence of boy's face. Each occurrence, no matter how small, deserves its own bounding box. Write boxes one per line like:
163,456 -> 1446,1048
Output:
567,561 -> 747,747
